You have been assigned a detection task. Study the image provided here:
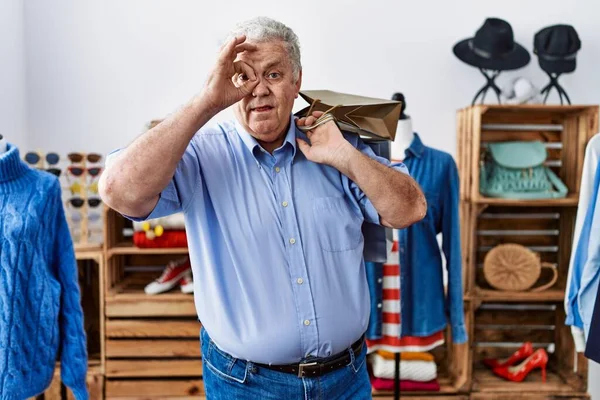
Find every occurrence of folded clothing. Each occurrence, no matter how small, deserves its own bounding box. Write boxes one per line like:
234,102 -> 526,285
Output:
132,212 -> 186,232
370,377 -> 440,392
370,354 -> 437,382
133,230 -> 188,248
376,350 -> 434,362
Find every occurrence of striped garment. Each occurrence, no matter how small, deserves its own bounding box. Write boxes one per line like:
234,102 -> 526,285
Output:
366,239 -> 445,353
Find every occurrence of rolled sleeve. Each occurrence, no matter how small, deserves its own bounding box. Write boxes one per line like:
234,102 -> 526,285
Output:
105,136 -> 202,222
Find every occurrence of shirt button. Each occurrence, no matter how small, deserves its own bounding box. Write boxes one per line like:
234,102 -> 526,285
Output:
297,278 -> 304,284
304,320 -> 311,326
377,278 -> 383,283
282,201 -> 288,207
378,303 -> 382,308
275,167 -> 281,173
289,238 -> 296,245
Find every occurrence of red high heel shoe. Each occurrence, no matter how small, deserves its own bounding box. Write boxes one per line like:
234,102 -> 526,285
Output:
492,348 -> 549,383
483,342 -> 534,369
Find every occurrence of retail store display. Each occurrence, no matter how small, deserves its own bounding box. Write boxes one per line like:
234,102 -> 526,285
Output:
479,140 -> 568,199
458,104 -> 596,399
483,243 -> 558,292
144,257 -> 192,295
453,17 -> 530,105
21,149 -> 105,248
365,95 -> 464,399
0,143 -> 88,399
534,24 -> 581,105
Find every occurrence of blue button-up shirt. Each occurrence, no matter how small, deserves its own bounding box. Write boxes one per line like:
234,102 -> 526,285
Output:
114,114 -> 408,364
365,133 -> 467,344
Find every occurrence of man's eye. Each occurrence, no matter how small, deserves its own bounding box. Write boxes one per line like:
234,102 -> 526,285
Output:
268,72 -> 280,79
239,74 -> 248,81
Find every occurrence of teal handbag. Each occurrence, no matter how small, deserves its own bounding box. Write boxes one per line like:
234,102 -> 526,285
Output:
479,140 -> 568,199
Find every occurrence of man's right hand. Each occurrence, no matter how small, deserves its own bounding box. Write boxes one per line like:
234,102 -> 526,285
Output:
201,35 -> 259,113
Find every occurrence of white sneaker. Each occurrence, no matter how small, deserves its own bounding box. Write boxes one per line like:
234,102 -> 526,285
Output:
180,271 -> 194,294
144,257 -> 191,295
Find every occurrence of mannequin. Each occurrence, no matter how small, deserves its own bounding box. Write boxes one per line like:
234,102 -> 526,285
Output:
390,93 -> 414,160
0,134 -> 7,154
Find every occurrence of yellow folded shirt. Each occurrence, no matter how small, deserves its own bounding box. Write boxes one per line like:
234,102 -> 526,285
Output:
376,350 -> 434,362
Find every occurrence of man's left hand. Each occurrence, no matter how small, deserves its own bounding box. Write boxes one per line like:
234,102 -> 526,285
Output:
295,111 -> 356,170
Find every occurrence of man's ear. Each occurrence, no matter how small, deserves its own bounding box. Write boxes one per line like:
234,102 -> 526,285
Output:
295,69 -> 302,97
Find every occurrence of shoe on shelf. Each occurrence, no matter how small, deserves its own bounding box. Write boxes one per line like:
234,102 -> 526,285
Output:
144,257 -> 191,295
492,348 -> 549,383
180,271 -> 194,294
483,342 -> 534,369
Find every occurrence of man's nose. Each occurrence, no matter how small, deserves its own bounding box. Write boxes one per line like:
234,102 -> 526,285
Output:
252,78 -> 270,97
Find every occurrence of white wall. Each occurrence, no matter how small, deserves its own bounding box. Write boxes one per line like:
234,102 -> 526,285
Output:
21,0 -> 600,395
0,0 -> 27,150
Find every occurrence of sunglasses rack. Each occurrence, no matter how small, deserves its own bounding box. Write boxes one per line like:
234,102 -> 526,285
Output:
23,150 -> 105,251
66,152 -> 104,251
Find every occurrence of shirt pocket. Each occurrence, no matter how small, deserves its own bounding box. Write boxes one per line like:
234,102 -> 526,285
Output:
312,196 -> 363,252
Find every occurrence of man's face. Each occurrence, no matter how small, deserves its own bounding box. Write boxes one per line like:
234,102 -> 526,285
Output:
233,40 -> 302,150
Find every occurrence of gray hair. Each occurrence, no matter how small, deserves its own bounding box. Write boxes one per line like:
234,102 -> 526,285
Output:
226,17 -> 301,81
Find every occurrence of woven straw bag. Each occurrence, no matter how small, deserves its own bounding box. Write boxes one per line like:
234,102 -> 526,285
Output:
483,243 -> 558,292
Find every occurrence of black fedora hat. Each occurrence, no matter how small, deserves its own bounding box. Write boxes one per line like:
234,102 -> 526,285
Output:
534,24 -> 581,74
453,18 -> 530,71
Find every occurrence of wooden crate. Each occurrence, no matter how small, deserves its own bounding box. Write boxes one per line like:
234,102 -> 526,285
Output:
471,301 -> 587,396
29,366 -> 104,400
104,209 -> 202,398
75,250 -> 105,369
457,104 -> 597,399
464,204 -> 575,300
456,104 -> 599,204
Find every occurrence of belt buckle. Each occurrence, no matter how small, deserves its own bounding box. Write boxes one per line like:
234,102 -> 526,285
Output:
297,361 -> 318,378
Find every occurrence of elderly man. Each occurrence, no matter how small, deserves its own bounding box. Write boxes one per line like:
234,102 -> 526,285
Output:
99,16 -> 426,399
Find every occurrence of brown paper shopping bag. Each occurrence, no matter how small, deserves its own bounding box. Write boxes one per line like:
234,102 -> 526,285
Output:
296,90 -> 402,141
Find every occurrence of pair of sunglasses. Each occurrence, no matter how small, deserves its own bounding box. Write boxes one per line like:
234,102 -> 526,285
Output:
69,181 -> 99,195
68,197 -> 102,208
24,151 -> 60,166
68,153 -> 102,163
69,211 -> 102,223
68,166 -> 102,177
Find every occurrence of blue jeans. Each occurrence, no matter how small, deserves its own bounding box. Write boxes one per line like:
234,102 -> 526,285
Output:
200,327 -> 372,399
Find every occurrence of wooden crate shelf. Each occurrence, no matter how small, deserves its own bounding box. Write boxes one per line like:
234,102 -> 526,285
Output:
105,379 -> 203,398
74,250 -> 105,373
473,193 -> 579,207
456,104 -> 599,203
457,105 -> 597,399
108,244 -> 188,258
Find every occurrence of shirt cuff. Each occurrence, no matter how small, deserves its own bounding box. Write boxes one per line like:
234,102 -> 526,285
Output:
451,323 -> 468,344
574,326 -> 587,352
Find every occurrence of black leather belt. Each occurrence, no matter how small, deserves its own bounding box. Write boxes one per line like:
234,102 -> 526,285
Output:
255,335 -> 364,378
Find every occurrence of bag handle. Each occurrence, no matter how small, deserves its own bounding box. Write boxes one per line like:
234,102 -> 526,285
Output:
545,167 -> 569,197
530,262 -> 558,292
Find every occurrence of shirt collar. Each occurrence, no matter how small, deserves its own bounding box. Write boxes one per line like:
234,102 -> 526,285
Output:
235,114 -> 297,161
405,132 -> 425,159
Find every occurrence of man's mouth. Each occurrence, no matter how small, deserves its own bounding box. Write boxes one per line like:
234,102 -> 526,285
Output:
251,106 -> 274,113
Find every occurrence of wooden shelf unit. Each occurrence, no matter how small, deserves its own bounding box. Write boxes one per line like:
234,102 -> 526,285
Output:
457,104 -> 598,399
103,207 -> 200,398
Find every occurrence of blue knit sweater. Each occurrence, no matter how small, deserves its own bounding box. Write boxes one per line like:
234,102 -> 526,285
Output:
0,144 -> 88,400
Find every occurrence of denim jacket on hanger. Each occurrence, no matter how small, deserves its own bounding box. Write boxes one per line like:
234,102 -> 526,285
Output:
365,133 -> 467,344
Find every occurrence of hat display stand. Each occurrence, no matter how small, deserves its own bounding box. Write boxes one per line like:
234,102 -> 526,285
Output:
471,68 -> 503,105
539,71 -> 571,105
